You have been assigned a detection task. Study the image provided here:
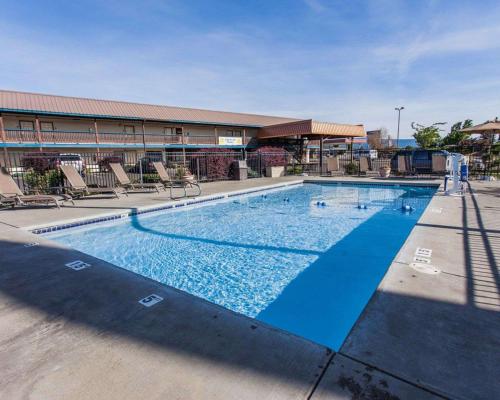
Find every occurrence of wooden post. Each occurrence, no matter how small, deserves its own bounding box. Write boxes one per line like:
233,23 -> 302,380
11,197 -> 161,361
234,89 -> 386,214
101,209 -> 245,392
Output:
94,119 -> 100,154
242,128 -> 247,159
35,116 -> 42,151
0,115 -> 9,167
181,126 -> 186,167
319,137 -> 324,176
142,121 -> 146,152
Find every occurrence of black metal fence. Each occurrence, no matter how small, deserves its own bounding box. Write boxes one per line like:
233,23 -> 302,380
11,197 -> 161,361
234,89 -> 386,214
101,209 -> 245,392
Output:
1,148 -> 497,195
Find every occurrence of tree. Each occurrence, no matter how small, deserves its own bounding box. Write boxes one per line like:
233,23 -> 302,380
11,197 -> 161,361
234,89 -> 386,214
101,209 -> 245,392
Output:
411,122 -> 446,148
441,119 -> 473,146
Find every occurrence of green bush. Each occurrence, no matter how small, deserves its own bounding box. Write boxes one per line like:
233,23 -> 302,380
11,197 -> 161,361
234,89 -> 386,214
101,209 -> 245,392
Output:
24,169 -> 61,193
344,162 -> 359,175
141,173 -> 160,183
286,165 -> 303,175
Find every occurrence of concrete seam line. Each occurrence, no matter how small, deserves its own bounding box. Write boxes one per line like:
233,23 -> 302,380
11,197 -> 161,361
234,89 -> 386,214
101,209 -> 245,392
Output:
306,351 -> 336,400
337,352 -> 453,400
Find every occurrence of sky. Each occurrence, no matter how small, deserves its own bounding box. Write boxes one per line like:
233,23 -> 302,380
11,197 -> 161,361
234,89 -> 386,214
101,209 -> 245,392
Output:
0,0 -> 499,138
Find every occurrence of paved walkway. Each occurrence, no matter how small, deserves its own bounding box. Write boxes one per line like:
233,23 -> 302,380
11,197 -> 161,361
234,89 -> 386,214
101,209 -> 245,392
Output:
0,177 -> 498,399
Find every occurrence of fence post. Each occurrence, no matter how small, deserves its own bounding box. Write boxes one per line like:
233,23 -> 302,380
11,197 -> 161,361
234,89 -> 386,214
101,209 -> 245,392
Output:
196,157 -> 200,181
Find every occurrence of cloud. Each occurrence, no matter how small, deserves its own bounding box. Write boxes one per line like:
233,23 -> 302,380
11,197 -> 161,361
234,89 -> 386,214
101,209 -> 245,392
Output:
374,25 -> 500,73
303,0 -> 326,13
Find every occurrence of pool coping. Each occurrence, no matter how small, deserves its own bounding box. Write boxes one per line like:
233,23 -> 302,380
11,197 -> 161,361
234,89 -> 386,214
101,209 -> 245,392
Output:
28,178 -> 441,235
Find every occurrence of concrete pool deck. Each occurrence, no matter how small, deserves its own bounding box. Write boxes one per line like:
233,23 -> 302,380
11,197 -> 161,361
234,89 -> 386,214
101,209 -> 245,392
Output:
0,177 -> 498,399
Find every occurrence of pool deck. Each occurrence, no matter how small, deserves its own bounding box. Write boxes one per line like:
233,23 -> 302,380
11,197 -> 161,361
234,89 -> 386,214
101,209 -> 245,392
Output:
0,177 -> 498,399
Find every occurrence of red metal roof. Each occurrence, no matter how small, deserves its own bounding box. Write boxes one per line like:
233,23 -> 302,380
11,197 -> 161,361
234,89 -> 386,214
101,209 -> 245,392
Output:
0,90 -> 299,127
258,119 -> 365,138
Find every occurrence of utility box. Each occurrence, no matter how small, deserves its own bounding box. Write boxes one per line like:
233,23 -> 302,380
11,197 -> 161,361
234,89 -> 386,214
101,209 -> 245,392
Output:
233,160 -> 248,180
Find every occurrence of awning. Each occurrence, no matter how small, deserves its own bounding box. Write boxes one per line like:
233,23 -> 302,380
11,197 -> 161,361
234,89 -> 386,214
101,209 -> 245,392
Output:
257,119 -> 366,139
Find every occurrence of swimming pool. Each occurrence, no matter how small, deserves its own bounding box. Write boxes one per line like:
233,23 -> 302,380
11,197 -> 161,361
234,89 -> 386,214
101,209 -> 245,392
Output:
46,183 -> 436,350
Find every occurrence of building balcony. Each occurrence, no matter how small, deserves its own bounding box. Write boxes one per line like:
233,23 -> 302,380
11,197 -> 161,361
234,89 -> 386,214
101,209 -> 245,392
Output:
2,129 -> 251,147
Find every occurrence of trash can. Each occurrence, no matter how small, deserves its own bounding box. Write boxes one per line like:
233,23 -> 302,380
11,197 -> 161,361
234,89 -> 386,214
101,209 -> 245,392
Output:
233,160 -> 248,180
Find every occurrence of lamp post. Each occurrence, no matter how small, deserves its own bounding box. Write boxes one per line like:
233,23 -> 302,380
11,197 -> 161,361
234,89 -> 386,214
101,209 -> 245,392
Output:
395,106 -> 404,148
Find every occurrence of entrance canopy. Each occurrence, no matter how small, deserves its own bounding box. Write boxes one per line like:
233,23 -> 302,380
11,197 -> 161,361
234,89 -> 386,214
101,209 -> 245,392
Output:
257,119 -> 365,140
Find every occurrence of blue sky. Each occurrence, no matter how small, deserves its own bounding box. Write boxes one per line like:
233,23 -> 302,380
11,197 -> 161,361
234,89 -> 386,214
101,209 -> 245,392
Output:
1,0 -> 499,138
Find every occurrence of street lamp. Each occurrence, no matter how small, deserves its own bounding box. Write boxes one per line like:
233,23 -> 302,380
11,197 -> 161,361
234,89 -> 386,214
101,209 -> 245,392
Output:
395,106 -> 404,148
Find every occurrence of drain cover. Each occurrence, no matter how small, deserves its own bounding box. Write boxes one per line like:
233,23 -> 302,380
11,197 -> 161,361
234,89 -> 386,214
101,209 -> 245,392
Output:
410,262 -> 440,275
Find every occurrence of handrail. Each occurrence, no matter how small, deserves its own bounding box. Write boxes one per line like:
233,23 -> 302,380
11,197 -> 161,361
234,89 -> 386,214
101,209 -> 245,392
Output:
3,129 -> 248,146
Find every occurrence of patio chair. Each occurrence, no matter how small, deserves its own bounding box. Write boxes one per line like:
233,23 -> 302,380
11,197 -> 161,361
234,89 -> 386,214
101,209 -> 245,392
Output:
0,167 -> 73,209
432,154 -> 446,175
109,163 -> 164,193
359,157 -> 369,175
152,161 -> 201,199
60,165 -> 125,198
326,157 -> 343,176
397,155 -> 411,176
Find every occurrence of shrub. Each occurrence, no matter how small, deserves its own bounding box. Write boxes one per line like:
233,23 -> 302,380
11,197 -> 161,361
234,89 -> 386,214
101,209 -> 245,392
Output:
192,148 -> 239,180
22,153 -> 59,173
142,173 -> 160,183
251,146 -> 288,167
344,162 -> 359,175
24,169 -> 61,192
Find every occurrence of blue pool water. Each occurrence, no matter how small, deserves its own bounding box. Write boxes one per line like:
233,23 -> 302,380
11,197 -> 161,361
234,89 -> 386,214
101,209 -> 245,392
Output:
46,183 -> 435,350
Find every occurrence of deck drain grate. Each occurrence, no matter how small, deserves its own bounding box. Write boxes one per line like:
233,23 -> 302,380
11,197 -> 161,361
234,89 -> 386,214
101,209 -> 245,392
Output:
24,242 -> 39,247
139,294 -> 164,307
415,247 -> 432,258
65,260 -> 91,271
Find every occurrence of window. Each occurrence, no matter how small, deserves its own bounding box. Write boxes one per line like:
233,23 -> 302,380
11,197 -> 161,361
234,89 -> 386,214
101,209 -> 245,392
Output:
227,130 -> 233,136
124,125 -> 135,134
234,130 -> 242,137
40,122 -> 54,131
20,120 -> 34,131
175,128 -> 183,135
164,127 -> 174,135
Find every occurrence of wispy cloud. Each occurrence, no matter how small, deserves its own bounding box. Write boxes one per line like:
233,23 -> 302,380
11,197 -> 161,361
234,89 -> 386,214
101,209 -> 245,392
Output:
303,0 -> 326,13
374,25 -> 500,73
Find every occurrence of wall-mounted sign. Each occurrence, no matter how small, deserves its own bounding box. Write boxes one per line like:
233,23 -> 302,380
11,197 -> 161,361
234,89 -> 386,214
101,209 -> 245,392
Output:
218,136 -> 243,145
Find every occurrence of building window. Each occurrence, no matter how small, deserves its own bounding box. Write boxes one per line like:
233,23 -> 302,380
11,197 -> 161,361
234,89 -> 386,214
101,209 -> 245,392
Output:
175,128 -> 183,135
20,120 -> 34,131
124,125 -> 135,134
227,130 -> 233,136
40,122 -> 54,131
234,130 -> 242,137
164,127 -> 174,135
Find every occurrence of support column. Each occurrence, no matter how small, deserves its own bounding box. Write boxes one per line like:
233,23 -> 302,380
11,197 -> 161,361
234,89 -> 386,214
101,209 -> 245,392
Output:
35,116 -> 42,151
0,115 -> 9,167
242,128 -> 247,159
94,119 -> 100,154
214,126 -> 218,145
142,121 -> 146,152
181,126 -> 186,167
305,148 -> 310,163
319,137 -> 324,175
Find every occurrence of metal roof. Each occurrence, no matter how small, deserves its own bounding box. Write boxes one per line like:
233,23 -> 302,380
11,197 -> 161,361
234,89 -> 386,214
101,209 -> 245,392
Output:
0,90 -> 299,127
258,119 -> 365,138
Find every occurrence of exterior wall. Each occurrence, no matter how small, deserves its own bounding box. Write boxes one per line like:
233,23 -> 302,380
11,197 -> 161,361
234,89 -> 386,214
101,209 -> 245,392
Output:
0,112 -> 253,150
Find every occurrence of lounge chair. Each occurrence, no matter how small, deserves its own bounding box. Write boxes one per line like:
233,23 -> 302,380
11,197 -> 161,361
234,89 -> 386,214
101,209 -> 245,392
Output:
60,165 -> 125,198
109,163 -> 164,193
326,157 -> 343,176
397,155 -> 411,176
152,162 -> 201,199
0,167 -> 73,209
432,154 -> 446,175
359,157 -> 369,175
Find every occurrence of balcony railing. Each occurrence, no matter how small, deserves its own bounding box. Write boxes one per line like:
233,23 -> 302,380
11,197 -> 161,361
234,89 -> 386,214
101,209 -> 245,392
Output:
2,129 -> 250,146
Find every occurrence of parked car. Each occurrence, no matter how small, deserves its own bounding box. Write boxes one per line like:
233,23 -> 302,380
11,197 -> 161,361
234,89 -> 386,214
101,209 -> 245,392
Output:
131,156 -> 162,173
58,154 -> 86,174
97,155 -> 125,172
390,150 -> 447,174
21,152 -> 85,174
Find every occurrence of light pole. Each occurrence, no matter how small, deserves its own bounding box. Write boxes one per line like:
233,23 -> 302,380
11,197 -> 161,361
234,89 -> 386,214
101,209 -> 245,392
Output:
395,106 -> 404,148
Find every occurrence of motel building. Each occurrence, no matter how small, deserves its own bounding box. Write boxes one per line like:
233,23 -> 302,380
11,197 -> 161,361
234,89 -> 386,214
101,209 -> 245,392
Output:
0,90 -> 365,167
